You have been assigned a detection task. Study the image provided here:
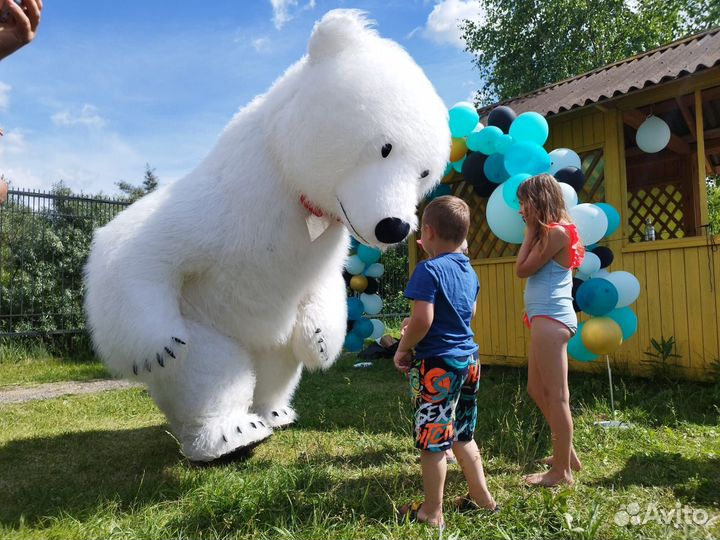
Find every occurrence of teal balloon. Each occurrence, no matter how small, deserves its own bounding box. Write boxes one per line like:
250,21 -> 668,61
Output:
466,126 -> 484,151
484,153 -> 510,183
504,141 -> 552,176
502,173 -> 531,210
494,134 -> 514,154
344,332 -> 364,352
357,244 -> 381,265
350,237 -> 360,251
426,183 -> 452,201
486,184 -> 526,244
353,317 -> 374,339
595,203 -> 621,237
576,278 -> 619,316
369,319 -> 385,340
509,112 -> 549,145
347,297 -> 364,320
443,162 -> 453,176
364,263 -> 385,278
449,102 -> 479,138
360,293 -> 383,315
452,156 -> 466,173
474,126 -> 503,155
606,307 -> 638,340
568,324 -> 599,362
345,255 -> 365,275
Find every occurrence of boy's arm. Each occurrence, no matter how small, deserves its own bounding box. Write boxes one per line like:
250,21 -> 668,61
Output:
393,301 -> 434,373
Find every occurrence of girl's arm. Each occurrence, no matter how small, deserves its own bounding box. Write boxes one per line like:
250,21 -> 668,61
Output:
516,226 -> 567,278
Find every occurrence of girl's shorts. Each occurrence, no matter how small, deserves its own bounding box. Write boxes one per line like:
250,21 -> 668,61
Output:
408,352 -> 480,452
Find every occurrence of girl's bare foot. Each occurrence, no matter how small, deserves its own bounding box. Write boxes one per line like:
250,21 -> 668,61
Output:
539,453 -> 582,471
523,470 -> 574,487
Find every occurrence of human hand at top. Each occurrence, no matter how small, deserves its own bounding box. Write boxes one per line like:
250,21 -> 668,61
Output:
0,0 -> 42,60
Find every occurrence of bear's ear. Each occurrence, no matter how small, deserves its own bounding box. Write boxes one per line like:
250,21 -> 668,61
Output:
308,9 -> 376,62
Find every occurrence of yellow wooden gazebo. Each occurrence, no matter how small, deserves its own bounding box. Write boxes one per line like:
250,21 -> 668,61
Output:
411,28 -> 720,380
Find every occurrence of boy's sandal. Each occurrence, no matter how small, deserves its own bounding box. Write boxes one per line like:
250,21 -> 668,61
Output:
398,501 -> 445,529
453,494 -> 501,514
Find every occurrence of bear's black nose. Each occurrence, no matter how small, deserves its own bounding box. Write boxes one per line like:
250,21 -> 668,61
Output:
375,217 -> 410,244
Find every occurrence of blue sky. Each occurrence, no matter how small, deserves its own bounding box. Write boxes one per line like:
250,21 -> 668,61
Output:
0,0 -> 484,195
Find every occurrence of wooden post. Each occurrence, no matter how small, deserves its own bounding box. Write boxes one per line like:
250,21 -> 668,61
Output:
695,89 -> 709,230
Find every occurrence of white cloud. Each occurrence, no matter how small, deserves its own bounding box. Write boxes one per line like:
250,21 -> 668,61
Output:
424,0 -> 485,49
0,81 -> 11,111
51,104 -> 107,129
270,0 -> 316,30
252,36 -> 271,53
0,129 -> 26,157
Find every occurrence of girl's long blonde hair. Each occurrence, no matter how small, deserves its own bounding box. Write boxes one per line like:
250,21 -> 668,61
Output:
516,173 -> 573,248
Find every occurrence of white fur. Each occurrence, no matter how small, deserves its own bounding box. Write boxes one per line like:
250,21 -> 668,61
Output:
84,9 -> 450,462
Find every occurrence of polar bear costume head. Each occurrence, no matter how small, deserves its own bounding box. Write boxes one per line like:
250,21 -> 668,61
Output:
262,9 -> 450,246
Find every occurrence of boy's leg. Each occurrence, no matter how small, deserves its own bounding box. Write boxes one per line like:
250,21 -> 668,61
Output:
452,439 -> 495,508
418,450 -> 447,525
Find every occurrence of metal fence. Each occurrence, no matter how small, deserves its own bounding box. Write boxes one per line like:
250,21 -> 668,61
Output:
0,189 -> 129,337
0,187 -> 410,338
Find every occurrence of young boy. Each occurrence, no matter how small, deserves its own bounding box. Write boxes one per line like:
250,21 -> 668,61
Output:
394,195 -> 496,528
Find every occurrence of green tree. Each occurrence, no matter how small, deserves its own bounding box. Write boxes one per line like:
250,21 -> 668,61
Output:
116,163 -> 159,203
461,0 -> 720,105
708,175 -> 720,235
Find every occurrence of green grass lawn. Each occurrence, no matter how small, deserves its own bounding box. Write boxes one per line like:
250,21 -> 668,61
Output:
0,353 -> 718,539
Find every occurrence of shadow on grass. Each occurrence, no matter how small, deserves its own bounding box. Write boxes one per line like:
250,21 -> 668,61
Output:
591,451 -> 720,505
0,425 -> 183,527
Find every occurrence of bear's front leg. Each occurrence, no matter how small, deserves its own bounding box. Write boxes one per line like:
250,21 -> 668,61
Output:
291,271 -> 347,371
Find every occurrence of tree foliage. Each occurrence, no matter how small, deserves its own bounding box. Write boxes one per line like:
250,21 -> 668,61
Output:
116,163 -> 159,203
708,176 -> 720,235
461,0 -> 720,105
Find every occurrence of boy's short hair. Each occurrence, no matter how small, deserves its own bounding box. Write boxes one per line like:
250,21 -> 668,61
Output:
422,195 -> 470,246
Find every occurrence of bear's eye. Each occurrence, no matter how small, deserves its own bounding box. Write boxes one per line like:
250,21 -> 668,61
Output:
420,170 -> 430,178
381,143 -> 392,158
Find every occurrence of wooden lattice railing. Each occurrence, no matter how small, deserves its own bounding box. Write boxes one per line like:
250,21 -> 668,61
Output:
627,183 -> 686,242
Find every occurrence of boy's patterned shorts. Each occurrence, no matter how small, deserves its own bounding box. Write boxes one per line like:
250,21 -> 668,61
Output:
408,352 -> 481,452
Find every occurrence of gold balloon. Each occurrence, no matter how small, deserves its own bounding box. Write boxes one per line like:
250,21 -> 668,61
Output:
449,137 -> 468,163
581,317 -> 623,355
350,275 -> 368,293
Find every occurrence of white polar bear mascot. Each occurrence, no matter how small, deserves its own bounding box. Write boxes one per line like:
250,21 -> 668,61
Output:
84,9 -> 450,462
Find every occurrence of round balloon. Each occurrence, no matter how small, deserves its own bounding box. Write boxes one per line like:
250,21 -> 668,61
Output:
452,156 -> 466,173
345,255 -> 365,275
576,277 -> 619,316
466,125 -> 485,151
364,263 -> 385,278
484,153 -> 510,183
353,317 -> 374,339
559,181 -> 578,209
590,268 -> 610,280
578,251 -> 601,275
495,134 -> 514,154
502,173 -> 531,210
344,332 -> 364,353
569,203 -> 609,246
606,307 -> 638,340
449,102 -> 479,138
571,277 -> 583,312
487,106 -> 517,133
342,270 -> 352,287
450,137 -> 468,162
369,319 -> 385,340
575,271 -> 591,281
426,183 -> 452,202
591,245 -> 614,268
604,271 -> 641,308
509,111 -> 549,145
474,126 -> 503,155
360,293 -> 383,315
595,203 -> 621,237
636,115 -> 670,153
461,152 -> 488,187
486,184 -> 526,243
357,244 -> 381,265
350,274 -> 368,292
473,178 -> 496,198
554,166 -> 586,194
347,297 -> 364,320
568,324 -> 599,362
581,316 -> 623,355
549,148 -> 582,175
504,141 -> 551,176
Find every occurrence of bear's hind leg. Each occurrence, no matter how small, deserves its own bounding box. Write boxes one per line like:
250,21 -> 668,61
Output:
146,321 -> 272,463
251,347 -> 302,429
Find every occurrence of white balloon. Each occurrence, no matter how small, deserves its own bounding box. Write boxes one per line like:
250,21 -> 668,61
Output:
590,268 -> 610,280
559,181 -> 578,209
605,271 -> 641,307
345,255 -> 365,275
636,115 -> 671,154
364,263 -> 385,278
575,271 -> 590,281
360,293 -> 383,315
549,148 -> 582,175
369,319 -> 385,340
578,251 -> 601,275
486,185 -> 526,244
569,203 -> 608,245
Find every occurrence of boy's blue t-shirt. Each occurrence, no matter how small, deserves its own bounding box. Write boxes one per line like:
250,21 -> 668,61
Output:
404,252 -> 480,359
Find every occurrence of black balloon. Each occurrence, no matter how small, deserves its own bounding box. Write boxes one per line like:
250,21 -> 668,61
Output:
342,270 -> 353,287
554,166 -> 586,193
487,106 -> 517,134
462,152 -> 495,197
346,320 -> 355,333
365,276 -> 379,295
571,277 -> 583,312
591,245 -> 614,268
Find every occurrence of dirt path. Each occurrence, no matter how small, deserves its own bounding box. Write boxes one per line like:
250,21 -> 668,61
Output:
0,379 -> 142,405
